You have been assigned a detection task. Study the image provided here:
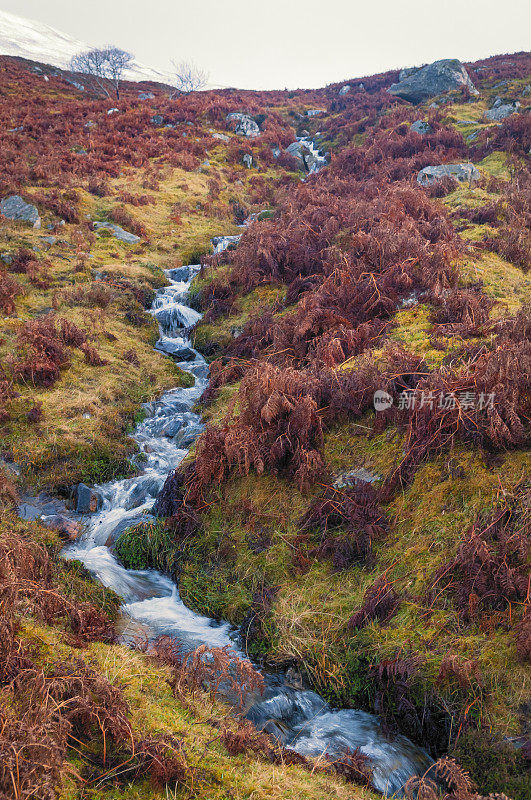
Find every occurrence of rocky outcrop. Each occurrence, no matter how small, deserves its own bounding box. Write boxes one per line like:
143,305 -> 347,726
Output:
0,195 -> 40,228
339,84 -> 351,95
388,59 -> 478,104
410,120 -> 432,134
73,483 -> 102,514
484,102 -> 520,121
40,514 -> 81,540
398,67 -> 419,82
417,163 -> 480,186
286,141 -> 305,167
93,221 -> 141,244
333,467 -> 381,488
226,113 -> 260,138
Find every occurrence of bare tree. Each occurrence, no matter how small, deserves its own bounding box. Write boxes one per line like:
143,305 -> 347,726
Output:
70,47 -> 134,100
105,47 -> 135,99
71,48 -> 110,98
170,59 -> 209,96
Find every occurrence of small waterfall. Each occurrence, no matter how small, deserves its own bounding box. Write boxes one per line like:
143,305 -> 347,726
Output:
62,237 -> 433,796
297,136 -> 328,174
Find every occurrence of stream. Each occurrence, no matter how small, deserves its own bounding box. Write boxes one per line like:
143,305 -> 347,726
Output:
61,237 -> 433,796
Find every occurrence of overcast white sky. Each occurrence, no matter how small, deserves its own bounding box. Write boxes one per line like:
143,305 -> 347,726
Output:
3,0 -> 530,89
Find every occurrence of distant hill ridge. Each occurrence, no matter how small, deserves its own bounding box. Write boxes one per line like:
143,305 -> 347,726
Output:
0,8 -> 175,85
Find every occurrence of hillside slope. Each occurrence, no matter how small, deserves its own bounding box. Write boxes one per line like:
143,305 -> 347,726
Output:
0,48 -> 529,800
0,8 -> 175,84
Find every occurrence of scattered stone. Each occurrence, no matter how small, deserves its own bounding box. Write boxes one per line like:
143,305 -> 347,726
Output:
466,131 -> 479,142
40,514 -> 81,541
41,236 -> 56,247
73,483 -> 101,514
212,132 -> 230,141
334,468 -> 381,488
151,114 -> 164,125
0,195 -> 40,228
212,234 -> 241,253
339,84 -> 351,95
107,108 -> 119,115
522,85 -> 530,96
285,141 -> 305,167
7,126 -> 24,132
306,109 -> 325,117
84,120 -> 96,129
1,252 -> 13,265
138,91 -> 155,100
388,59 -> 478,104
226,113 -> 260,137
65,78 -> 84,91
484,102 -> 520,121
242,153 -> 253,169
417,163 -> 480,186
410,120 -> 432,134
93,221 -> 141,244
271,145 -> 281,158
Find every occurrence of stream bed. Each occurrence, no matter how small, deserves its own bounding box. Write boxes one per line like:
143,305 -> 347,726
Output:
61,243 -> 432,796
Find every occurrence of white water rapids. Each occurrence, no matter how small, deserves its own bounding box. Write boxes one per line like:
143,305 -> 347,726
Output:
61,237 -> 432,795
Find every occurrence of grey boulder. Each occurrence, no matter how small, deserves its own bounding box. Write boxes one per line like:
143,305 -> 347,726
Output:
410,120 -> 432,135
93,221 -> 141,244
40,514 -> 81,541
138,91 -> 155,100
0,195 -> 40,228
399,67 -> 419,82
151,114 -> 164,125
339,84 -> 351,95
334,468 -> 381,489
417,163 -> 480,186
74,483 -> 102,514
388,59 -> 478,104
285,141 -> 305,167
484,102 -> 520,122
242,153 -> 253,169
226,113 -> 260,138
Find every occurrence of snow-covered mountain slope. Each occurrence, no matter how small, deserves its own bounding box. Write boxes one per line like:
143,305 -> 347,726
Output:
0,9 -> 174,85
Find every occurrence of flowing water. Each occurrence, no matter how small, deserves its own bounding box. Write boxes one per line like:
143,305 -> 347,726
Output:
63,238 -> 433,796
